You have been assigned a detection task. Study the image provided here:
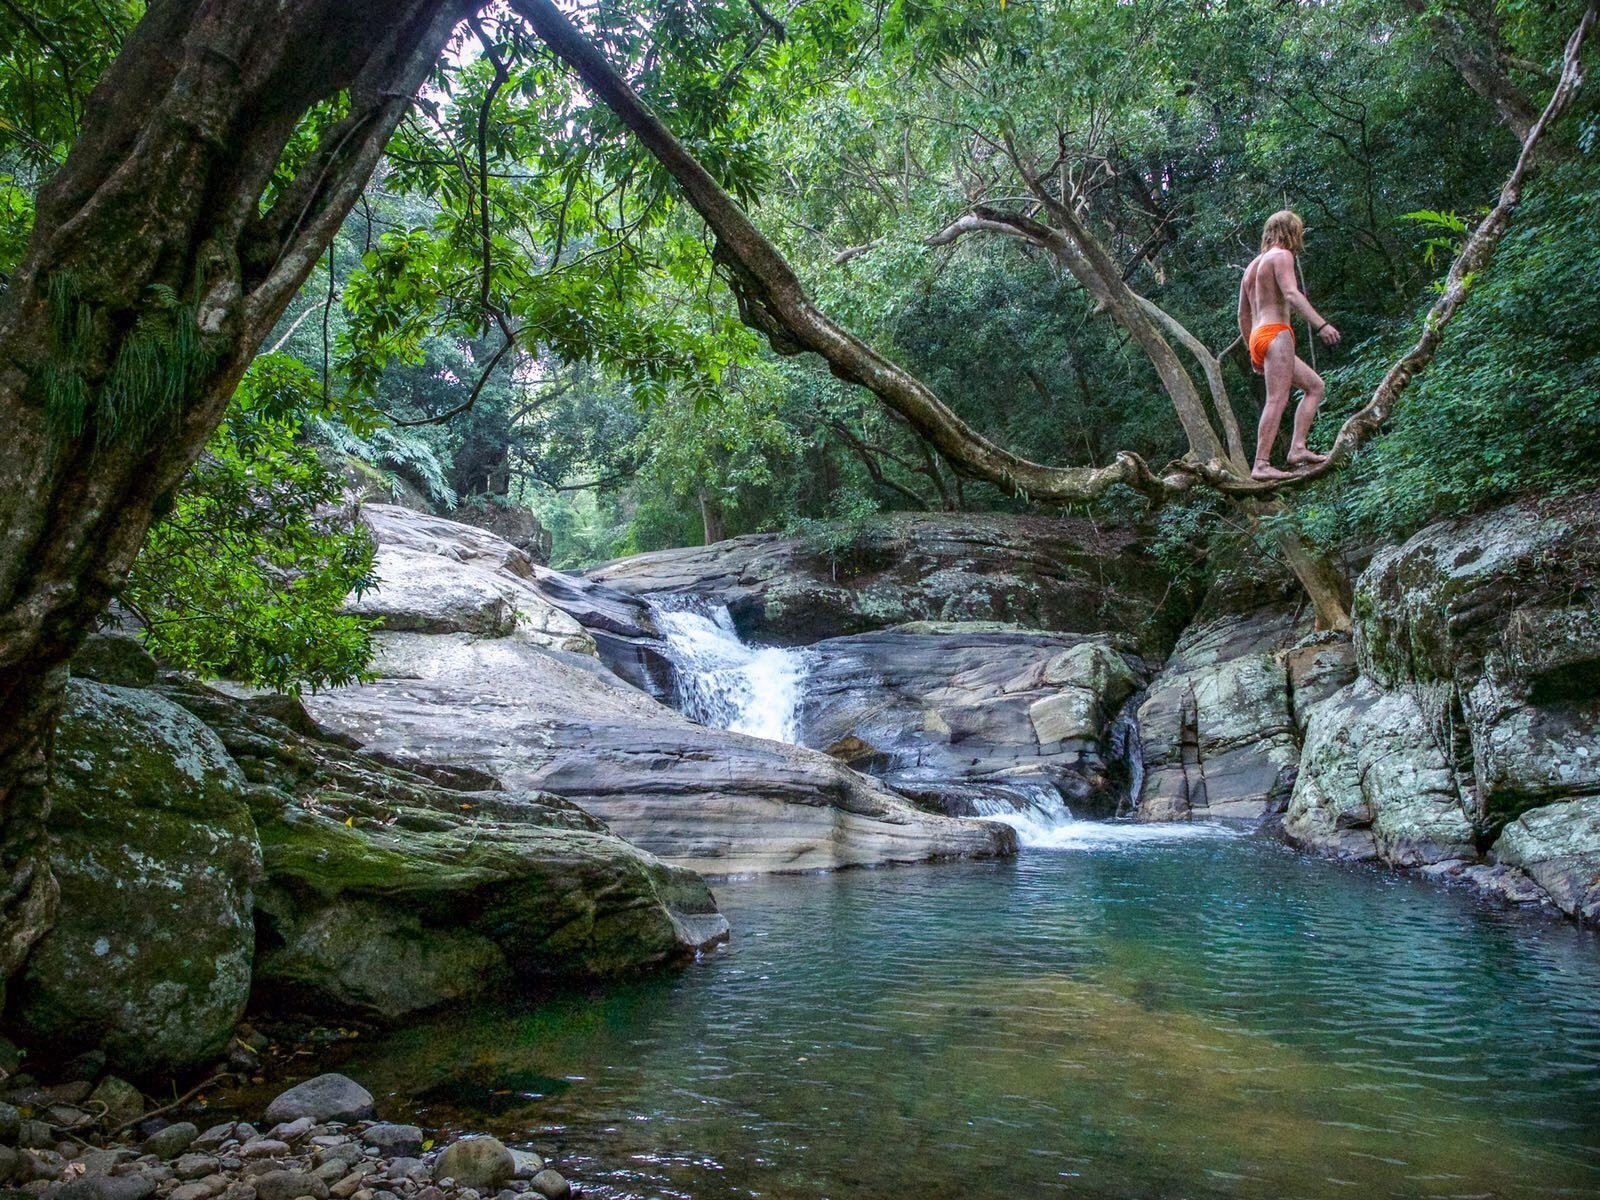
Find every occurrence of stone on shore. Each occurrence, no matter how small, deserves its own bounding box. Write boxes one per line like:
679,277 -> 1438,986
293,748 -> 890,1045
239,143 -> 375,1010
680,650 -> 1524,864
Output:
434,1139 -> 514,1191
263,1075 -> 376,1125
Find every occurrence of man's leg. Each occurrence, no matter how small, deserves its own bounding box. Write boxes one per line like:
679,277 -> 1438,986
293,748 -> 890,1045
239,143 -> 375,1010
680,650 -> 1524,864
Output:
1252,329 -> 1296,481
1286,357 -> 1328,466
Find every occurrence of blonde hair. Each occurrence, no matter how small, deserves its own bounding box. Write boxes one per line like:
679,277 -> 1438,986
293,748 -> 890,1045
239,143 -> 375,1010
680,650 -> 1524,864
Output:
1260,209 -> 1305,253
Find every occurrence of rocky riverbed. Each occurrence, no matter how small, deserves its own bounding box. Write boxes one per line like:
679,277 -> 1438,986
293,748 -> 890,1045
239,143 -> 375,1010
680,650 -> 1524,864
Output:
0,1072 -> 575,1200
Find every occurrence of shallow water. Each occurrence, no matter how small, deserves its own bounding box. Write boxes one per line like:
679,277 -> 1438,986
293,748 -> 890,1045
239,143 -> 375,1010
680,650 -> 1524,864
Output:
337,830 -> 1600,1200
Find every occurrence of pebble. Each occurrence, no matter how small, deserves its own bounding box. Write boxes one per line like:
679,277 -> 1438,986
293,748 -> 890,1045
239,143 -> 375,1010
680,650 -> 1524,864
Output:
359,1127 -> 422,1159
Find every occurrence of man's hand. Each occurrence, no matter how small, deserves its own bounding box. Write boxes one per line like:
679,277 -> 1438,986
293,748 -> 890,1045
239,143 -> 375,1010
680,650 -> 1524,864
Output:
1318,322 -> 1341,346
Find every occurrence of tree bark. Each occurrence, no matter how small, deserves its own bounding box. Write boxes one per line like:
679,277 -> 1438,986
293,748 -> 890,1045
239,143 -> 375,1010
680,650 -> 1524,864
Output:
698,487 -> 727,544
1402,0 -> 1542,141
0,0 -> 459,989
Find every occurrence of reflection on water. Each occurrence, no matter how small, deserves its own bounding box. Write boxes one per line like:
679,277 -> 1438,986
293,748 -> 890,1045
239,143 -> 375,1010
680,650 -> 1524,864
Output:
334,835 -> 1600,1200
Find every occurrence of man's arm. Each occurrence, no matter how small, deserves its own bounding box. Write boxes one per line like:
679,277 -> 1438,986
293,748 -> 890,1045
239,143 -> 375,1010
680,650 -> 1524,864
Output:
1271,250 -> 1341,344
1237,271 -> 1253,342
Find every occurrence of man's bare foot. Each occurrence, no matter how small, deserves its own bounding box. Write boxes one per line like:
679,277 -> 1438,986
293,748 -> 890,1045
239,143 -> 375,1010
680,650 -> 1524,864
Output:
1251,462 -> 1298,482
1287,448 -> 1329,467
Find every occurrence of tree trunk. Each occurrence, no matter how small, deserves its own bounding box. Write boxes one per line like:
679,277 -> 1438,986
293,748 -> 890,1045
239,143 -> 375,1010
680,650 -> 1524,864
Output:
0,0 -> 457,989
698,488 -> 726,544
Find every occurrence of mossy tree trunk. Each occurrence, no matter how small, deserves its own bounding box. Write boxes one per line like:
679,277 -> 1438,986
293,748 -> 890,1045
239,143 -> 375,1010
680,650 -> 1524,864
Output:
0,0 -> 459,992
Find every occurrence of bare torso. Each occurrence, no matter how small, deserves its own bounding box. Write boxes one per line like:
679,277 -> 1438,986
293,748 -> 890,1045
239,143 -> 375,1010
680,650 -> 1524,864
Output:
1241,248 -> 1294,326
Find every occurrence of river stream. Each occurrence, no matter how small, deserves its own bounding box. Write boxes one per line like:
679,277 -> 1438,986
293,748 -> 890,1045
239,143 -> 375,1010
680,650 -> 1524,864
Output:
332,833 -> 1600,1200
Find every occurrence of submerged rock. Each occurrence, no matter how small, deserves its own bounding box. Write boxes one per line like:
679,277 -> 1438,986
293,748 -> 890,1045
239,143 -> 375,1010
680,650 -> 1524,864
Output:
6,681 -> 260,1076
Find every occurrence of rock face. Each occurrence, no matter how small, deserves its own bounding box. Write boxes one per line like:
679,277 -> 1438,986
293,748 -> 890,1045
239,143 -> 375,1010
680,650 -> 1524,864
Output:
588,512 -> 1189,655
163,681 -> 728,1021
358,504 -> 677,700
1283,493 -> 1600,921
1135,595 -> 1355,822
6,682 -> 260,1076
312,506 -> 1014,876
796,624 -> 1146,817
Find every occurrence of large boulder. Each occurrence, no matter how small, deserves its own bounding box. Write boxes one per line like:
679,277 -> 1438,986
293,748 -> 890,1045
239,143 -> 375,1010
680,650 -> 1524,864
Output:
1356,492 -> 1600,829
6,682 -> 260,1075
1284,678 -> 1477,866
587,512 -> 1190,655
300,632 -> 1014,876
358,505 -> 677,700
1280,493 -> 1600,916
1135,598 -> 1355,822
163,682 -> 728,1021
796,624 -> 1146,817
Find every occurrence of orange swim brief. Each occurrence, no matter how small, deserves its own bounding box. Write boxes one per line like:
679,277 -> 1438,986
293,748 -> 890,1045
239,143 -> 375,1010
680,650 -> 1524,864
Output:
1249,322 -> 1292,370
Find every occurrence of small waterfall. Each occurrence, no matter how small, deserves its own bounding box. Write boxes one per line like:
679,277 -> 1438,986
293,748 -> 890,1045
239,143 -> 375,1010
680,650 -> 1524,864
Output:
651,602 -> 805,744
967,778 -> 1078,847
1108,693 -> 1146,817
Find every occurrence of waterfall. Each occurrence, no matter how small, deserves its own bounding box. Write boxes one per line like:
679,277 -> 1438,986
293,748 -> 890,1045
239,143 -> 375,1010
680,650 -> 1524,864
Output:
651,602 -> 805,744
1108,693 -> 1146,817
967,778 -> 1079,846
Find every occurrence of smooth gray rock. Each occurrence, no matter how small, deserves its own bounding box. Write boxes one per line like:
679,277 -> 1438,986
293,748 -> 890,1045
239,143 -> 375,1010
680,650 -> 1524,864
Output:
526,1169 -> 568,1200
311,509 -> 1013,876
434,1139 -> 513,1192
141,1123 -> 199,1159
87,1078 -> 143,1131
56,1173 -> 159,1200
7,683 -> 259,1076
360,1126 -> 423,1158
506,1151 -> 544,1181
262,1076 -> 375,1126
1136,604 -> 1321,822
795,626 -> 1146,817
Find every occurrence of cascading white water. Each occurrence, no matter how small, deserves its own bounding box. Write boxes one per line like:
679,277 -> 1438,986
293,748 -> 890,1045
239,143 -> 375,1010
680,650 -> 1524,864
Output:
651,603 -> 805,743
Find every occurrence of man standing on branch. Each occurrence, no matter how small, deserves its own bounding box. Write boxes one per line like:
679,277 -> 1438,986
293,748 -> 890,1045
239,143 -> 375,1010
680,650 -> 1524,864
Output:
1239,210 -> 1342,481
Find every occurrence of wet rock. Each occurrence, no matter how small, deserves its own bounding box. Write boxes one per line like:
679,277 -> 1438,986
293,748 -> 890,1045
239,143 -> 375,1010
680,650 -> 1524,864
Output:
262,1076 -> 375,1126
1136,604 -> 1315,822
264,1119 -> 313,1145
360,1127 -> 422,1159
1492,798 -> 1600,921
0,1145 -> 18,1185
191,1126 -> 236,1154
0,1101 -> 20,1143
797,625 -> 1146,818
87,1078 -> 143,1132
505,1152 -> 543,1181
526,1170 -> 568,1200
6,682 -> 259,1075
433,1139 -> 513,1192
142,1124 -> 199,1160
174,1155 -> 221,1180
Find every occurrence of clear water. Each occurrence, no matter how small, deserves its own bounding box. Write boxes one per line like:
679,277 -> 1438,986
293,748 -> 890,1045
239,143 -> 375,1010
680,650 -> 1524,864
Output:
651,603 -> 805,743
333,834 -> 1600,1200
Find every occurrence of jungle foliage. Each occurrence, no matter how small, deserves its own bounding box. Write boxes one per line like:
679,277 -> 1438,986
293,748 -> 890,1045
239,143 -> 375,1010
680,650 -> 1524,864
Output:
1,0 -> 1595,674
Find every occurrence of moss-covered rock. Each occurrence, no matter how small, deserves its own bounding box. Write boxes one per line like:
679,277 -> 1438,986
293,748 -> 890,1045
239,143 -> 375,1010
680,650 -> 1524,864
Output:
159,682 -> 728,1021
6,682 -> 260,1076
